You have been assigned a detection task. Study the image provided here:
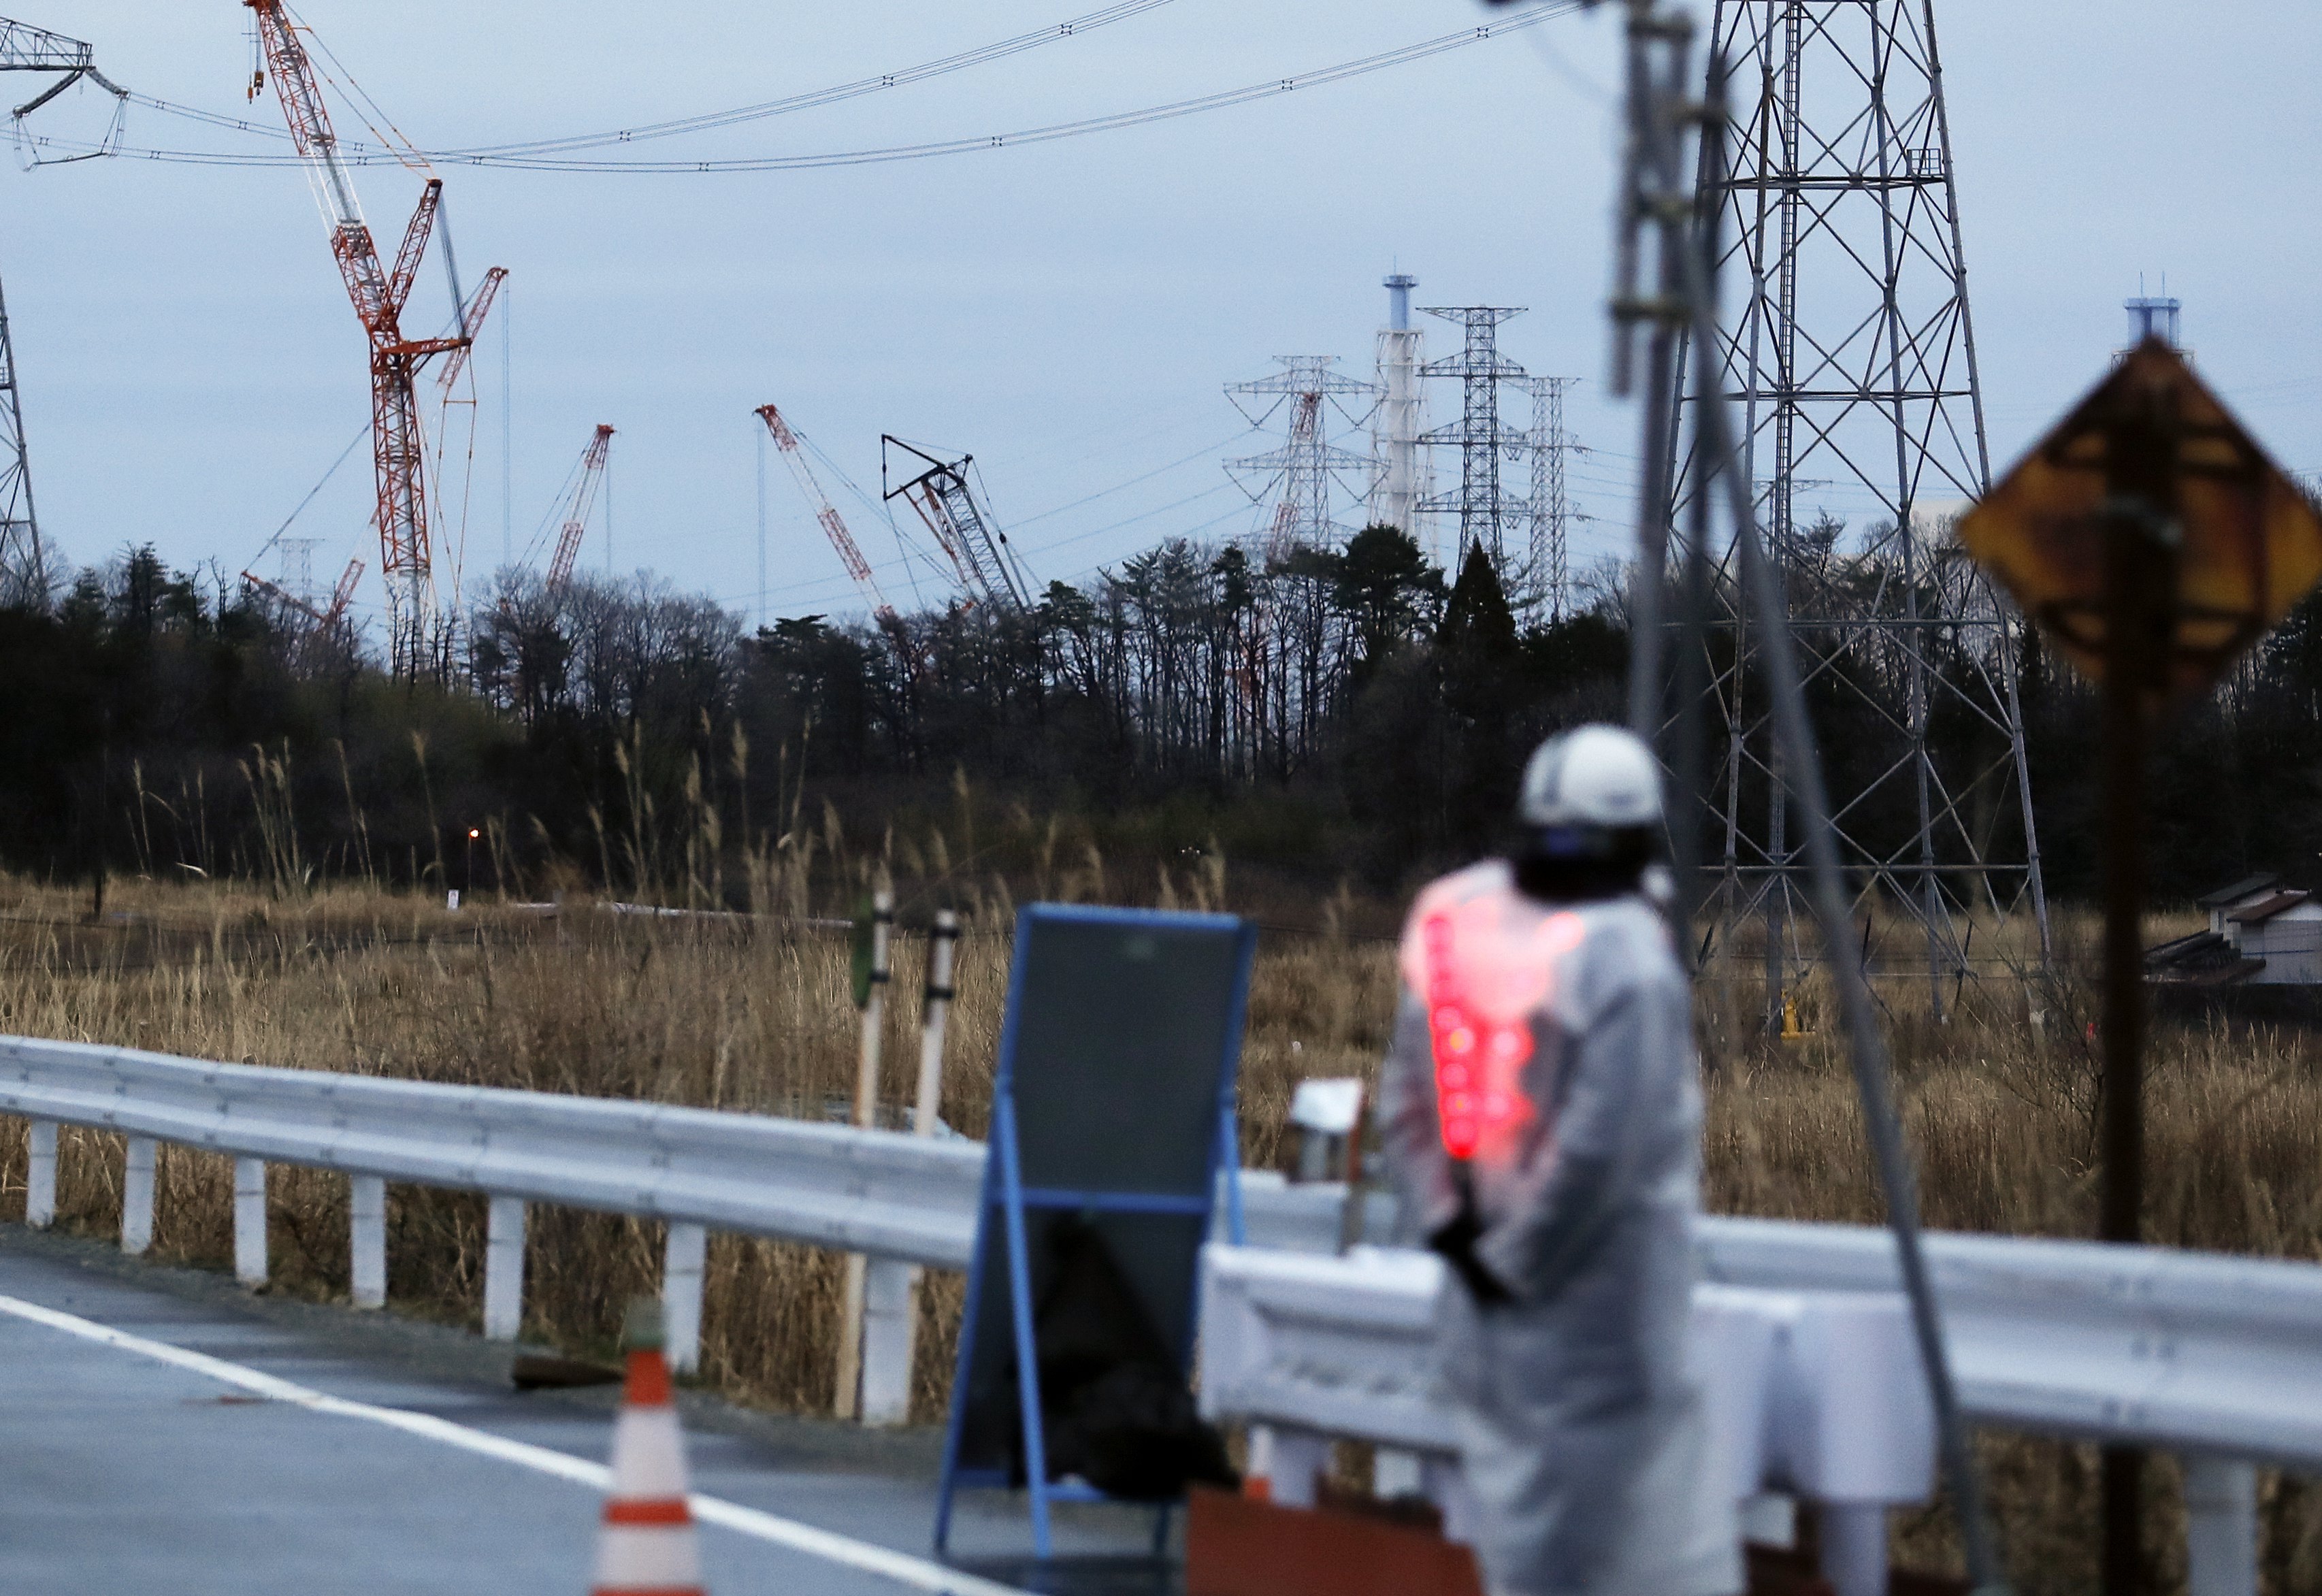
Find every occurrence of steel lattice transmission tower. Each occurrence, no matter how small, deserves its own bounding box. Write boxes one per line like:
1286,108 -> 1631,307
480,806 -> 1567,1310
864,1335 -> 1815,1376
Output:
1523,376 -> 1576,620
1419,306 -> 1527,570
1227,357 -> 1377,557
0,18 -> 129,606
1673,0 -> 2048,1024
0,267 -> 45,607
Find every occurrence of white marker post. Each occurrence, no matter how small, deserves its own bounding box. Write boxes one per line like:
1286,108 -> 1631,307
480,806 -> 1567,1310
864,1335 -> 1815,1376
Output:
664,1221 -> 708,1375
834,887 -> 893,1420
24,1120 -> 56,1228
120,1137 -> 156,1256
483,1195 -> 525,1341
233,1157 -> 268,1287
861,910 -> 960,1427
349,1174 -> 388,1309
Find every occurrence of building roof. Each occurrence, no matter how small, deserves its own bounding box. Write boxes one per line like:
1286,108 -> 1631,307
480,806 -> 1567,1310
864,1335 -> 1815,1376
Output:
2199,871 -> 2282,909
2230,890 -> 2314,924
2147,930 -> 2227,967
2144,931 -> 2266,985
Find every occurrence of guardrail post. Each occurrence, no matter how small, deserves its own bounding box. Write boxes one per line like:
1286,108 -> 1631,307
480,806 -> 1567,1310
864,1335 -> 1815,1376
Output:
2183,1453 -> 2258,1596
120,1136 -> 155,1255
663,1222 -> 706,1375
483,1195 -> 525,1340
232,1158 -> 267,1287
1817,1504 -> 1888,1596
1245,1424 -> 1328,1509
24,1119 -> 56,1227
1420,1455 -> 1476,1545
1373,1448 -> 1422,1498
860,1256 -> 916,1425
350,1175 -> 387,1309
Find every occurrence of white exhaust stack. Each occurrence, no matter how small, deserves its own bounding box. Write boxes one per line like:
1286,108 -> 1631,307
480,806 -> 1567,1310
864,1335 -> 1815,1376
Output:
1373,273 -> 1428,548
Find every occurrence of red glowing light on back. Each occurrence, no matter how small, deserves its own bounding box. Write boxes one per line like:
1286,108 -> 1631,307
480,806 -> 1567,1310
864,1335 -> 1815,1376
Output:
1418,898 -> 1564,1162
1422,911 -> 1540,1160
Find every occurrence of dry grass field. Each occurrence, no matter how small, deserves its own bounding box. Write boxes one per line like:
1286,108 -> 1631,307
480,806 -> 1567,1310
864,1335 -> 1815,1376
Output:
0,864 -> 2316,1593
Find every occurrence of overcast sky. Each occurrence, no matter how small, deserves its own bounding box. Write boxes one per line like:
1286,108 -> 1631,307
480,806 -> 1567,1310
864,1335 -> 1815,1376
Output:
7,1 -> 2319,636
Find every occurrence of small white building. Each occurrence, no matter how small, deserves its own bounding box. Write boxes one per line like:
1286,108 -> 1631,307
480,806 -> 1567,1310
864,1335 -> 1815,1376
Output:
2227,891 -> 2322,985
2200,873 -> 2280,937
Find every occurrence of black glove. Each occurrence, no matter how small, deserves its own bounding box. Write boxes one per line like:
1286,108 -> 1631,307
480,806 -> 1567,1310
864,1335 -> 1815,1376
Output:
1427,1205 -> 1511,1306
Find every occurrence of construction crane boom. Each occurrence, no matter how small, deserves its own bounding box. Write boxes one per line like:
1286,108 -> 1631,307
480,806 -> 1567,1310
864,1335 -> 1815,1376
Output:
244,0 -> 491,679
880,438 -> 1032,613
240,550 -> 357,628
0,18 -> 97,71
436,265 -> 506,393
546,425 -> 613,591
754,404 -> 902,628
324,555 -> 362,625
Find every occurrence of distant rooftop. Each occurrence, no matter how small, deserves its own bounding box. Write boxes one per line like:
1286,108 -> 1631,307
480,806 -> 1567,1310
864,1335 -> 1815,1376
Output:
2229,890 -> 2313,926
2198,872 -> 2280,909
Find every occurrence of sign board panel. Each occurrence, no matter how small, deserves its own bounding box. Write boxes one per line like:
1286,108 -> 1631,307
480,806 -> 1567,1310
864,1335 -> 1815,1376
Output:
934,903 -> 1258,1559
1959,339 -> 2322,699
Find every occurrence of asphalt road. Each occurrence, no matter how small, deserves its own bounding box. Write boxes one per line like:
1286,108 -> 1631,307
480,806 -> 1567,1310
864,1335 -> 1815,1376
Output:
0,1226 -> 1175,1596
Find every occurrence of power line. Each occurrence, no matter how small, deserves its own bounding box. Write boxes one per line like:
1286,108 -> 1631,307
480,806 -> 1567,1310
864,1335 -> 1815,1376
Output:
26,9 -> 1577,174
1006,426 -> 1258,530
120,0 -> 1177,158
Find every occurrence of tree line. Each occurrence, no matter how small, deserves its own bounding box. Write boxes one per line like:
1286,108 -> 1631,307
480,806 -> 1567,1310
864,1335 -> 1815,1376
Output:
0,526 -> 2315,911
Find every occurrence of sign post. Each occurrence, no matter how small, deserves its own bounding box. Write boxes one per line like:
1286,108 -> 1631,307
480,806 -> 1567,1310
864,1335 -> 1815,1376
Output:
836,886 -> 894,1420
1961,337 -> 2322,1594
933,904 -> 1257,1561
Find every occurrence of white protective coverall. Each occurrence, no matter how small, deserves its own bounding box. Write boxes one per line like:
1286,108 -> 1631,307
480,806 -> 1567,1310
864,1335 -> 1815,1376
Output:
1377,859 -> 1737,1596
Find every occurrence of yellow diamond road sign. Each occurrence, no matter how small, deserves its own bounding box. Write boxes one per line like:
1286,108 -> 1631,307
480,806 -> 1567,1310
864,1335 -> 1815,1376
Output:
1959,339 -> 2322,700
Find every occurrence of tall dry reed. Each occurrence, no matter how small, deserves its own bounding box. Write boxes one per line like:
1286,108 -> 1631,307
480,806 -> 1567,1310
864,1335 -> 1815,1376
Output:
0,869 -> 2314,1591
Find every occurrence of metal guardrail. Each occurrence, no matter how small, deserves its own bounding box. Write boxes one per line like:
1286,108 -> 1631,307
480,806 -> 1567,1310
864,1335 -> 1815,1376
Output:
1199,1229 -> 2322,1596
0,1033 -> 987,1265
0,1034 -> 1356,1400
1696,1216 -> 2322,1472
3,1034 -> 2314,1593
1198,1245 -> 1942,1596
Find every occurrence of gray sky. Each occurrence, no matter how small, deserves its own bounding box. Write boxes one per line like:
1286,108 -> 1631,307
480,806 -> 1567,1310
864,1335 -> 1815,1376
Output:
8,1 -> 2319,635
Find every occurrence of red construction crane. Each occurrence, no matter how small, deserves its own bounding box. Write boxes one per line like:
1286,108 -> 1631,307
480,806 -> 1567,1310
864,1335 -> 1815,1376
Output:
323,555 -> 363,627
754,404 -> 902,630
436,265 -> 507,395
239,554 -> 361,632
546,425 -> 614,591
244,1 -> 493,679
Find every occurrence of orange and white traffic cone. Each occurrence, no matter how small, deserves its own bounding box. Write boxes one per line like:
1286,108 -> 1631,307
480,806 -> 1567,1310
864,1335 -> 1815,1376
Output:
592,1298 -> 706,1596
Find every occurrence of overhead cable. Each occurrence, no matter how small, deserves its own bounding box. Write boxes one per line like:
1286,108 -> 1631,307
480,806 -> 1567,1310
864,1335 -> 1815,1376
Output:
22,7 -> 1576,174
116,0 -> 1177,157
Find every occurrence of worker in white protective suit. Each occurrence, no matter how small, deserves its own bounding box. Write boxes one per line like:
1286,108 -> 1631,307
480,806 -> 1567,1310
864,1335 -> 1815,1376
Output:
1377,724 -> 1737,1596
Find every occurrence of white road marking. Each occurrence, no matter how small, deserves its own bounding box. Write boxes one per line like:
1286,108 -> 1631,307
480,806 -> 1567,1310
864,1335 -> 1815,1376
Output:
0,1290 -> 1034,1596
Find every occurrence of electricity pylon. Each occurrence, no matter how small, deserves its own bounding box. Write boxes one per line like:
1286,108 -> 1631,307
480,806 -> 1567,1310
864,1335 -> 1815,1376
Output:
1671,0 -> 2048,1026
0,16 -> 131,605
1418,306 -> 1526,570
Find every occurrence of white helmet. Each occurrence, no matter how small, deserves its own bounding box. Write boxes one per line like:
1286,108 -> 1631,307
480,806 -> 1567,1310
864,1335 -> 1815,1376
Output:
1518,724 -> 1663,830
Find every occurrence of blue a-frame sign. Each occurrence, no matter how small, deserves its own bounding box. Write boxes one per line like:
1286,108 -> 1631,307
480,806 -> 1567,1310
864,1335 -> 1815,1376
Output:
934,904 -> 1256,1559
